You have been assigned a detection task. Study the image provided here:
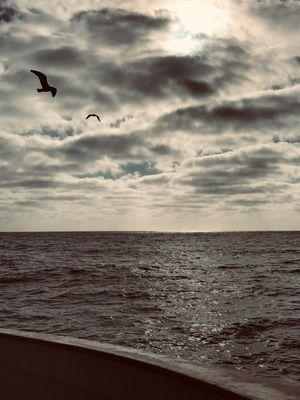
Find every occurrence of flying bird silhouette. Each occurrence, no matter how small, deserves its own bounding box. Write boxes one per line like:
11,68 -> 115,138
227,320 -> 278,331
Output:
86,114 -> 101,122
30,70 -> 57,97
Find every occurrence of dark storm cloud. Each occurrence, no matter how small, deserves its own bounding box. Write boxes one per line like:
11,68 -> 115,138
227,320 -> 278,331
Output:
196,147 -> 281,169
31,46 -> 85,68
150,144 -> 176,156
98,55 -> 214,101
87,38 -> 255,105
0,179 -> 61,189
71,8 -> 170,46
197,38 -> 252,88
0,17 -> 254,118
194,183 -> 281,196
230,198 -> 269,207
0,177 -> 106,191
156,91 -> 300,134
181,147 -> 283,195
37,194 -> 82,201
25,162 -> 80,176
55,132 -> 146,162
45,130 -> 180,164
0,2 -> 20,23
14,195 -> 87,209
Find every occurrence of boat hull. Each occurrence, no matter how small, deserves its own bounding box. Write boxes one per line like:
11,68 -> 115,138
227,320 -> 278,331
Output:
0,329 -> 298,400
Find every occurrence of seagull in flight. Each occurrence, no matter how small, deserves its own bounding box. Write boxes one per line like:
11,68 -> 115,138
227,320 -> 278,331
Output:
86,114 -> 101,123
30,70 -> 57,97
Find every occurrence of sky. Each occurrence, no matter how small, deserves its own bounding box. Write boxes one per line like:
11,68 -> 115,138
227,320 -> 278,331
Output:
0,0 -> 300,231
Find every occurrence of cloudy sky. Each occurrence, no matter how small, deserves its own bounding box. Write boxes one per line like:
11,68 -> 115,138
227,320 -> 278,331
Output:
1,0 -> 300,231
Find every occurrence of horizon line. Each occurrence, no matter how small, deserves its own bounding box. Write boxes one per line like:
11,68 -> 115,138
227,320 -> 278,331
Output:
1,229 -> 300,234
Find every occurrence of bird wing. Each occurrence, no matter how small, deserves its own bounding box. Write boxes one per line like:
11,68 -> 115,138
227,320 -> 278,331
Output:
30,70 -> 49,88
96,115 -> 101,122
86,114 -> 100,119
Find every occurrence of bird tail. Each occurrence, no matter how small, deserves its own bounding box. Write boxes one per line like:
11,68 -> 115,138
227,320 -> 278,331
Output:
37,89 -> 43,92
51,87 -> 57,97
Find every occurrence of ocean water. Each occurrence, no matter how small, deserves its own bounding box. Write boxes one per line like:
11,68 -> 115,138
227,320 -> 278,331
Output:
0,231 -> 299,387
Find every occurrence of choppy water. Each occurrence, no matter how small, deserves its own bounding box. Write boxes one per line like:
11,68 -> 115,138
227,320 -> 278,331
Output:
0,231 -> 299,387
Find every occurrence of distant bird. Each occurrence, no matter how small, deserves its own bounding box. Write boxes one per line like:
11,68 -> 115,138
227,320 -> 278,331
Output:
86,114 -> 101,123
30,69 -> 57,97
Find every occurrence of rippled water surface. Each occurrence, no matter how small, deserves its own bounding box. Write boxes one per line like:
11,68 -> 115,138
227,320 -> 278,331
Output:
0,231 -> 299,387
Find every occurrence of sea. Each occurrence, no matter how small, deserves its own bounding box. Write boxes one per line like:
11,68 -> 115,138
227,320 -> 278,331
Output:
0,231 -> 299,387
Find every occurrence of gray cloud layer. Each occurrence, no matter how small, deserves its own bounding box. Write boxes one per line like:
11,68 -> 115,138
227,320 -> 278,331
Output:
72,8 -> 170,45
1,0 -> 300,230
157,90 -> 300,134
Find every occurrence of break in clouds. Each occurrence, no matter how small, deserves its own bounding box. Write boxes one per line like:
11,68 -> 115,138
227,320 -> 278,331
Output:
0,0 -> 300,231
